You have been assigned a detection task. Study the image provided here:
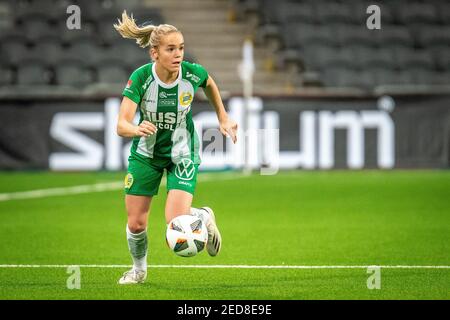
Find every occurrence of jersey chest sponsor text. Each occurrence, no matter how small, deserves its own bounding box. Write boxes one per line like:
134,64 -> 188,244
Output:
146,108 -> 190,131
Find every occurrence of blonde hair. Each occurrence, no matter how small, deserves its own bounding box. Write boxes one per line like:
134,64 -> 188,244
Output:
113,10 -> 179,48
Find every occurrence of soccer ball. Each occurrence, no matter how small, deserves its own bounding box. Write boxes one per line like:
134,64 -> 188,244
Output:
166,214 -> 208,257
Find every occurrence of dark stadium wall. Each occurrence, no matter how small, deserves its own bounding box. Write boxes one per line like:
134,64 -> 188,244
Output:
0,95 -> 448,170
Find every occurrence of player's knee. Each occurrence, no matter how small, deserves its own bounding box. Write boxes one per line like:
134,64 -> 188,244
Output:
128,221 -> 146,233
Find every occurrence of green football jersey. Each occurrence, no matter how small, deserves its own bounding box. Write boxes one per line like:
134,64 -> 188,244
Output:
123,61 -> 208,164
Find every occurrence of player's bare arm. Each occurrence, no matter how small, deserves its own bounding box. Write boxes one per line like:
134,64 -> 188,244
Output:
117,96 -> 157,138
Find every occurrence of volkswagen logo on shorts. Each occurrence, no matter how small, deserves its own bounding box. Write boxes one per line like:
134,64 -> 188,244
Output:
175,158 -> 195,181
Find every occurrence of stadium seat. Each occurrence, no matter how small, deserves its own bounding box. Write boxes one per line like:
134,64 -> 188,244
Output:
256,0 -> 302,24
280,23 -> 307,50
395,48 -> 436,71
29,37 -> 65,67
74,0 -> 115,21
336,24 -> 378,47
58,19 -> 98,46
409,69 -> 444,85
322,68 -> 375,89
306,45 -> 354,71
97,13 -> 126,45
430,46 -> 450,71
96,61 -> 129,84
369,68 -> 410,86
354,47 -> 396,70
415,26 -> 450,48
11,0 -> 63,21
79,0 -> 146,21
297,43 -> 329,71
54,59 -> 94,87
377,25 -> 414,48
64,37 -> 105,66
289,23 -> 338,49
369,67 -> 400,86
270,3 -> 315,24
108,41 -> 149,69
370,67 -> 439,87
110,41 -> 147,60
435,71 -> 450,85
315,2 -> 354,24
127,51 -> 152,69
438,2 -> 450,24
1,34 -> 30,66
128,55 -> 152,71
393,70 -> 416,85
397,3 -> 438,25
16,59 -> 52,85
358,70 -> 378,89
20,13 -> 54,42
0,65 -> 14,85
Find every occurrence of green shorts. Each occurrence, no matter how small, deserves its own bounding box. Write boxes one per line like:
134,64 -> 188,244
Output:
124,155 -> 199,196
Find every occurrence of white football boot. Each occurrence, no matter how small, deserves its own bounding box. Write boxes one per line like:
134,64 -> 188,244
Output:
201,207 -> 222,257
118,268 -> 147,284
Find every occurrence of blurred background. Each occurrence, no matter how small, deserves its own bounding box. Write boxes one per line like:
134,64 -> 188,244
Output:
0,0 -> 448,170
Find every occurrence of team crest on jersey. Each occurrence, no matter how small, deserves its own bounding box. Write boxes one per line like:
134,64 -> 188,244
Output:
179,92 -> 193,107
124,173 -> 134,189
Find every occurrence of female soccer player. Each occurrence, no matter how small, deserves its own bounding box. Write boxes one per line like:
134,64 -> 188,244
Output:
114,11 -> 238,284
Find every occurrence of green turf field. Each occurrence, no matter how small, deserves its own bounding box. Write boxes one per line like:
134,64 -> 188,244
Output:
0,170 -> 448,300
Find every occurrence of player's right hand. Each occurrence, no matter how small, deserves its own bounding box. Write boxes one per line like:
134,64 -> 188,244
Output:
135,120 -> 157,137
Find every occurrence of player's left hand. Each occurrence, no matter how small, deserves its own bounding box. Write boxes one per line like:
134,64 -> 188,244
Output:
219,118 -> 238,144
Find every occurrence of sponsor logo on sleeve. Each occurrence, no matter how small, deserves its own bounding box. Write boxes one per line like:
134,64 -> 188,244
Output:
186,72 -> 201,83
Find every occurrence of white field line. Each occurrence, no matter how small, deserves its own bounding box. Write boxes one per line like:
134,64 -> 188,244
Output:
0,264 -> 448,269
0,173 -> 246,202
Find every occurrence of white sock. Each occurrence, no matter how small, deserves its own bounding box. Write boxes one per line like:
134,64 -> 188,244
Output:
190,207 -> 211,225
126,225 -> 148,272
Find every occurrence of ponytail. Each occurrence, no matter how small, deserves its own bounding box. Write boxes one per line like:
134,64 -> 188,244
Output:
114,10 -> 179,49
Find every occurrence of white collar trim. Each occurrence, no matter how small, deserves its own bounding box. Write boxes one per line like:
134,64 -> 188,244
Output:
152,63 -> 182,89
